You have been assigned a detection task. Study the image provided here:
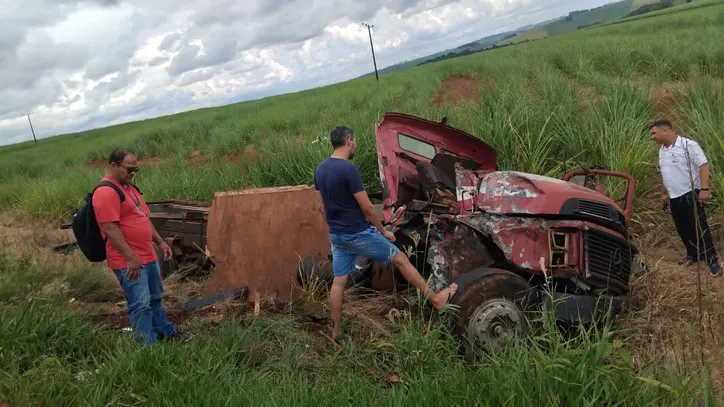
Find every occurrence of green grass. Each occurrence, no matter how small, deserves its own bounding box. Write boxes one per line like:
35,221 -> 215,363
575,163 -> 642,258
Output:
0,250 -> 719,406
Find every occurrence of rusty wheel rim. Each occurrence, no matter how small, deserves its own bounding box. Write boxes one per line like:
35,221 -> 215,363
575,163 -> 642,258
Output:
467,298 -> 525,353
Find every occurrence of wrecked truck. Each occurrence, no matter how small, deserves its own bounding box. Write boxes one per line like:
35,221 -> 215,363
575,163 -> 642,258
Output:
299,112 -> 640,352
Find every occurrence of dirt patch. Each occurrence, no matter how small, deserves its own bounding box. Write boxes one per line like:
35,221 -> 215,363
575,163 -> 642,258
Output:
86,287 -> 408,347
432,73 -> 495,109
295,132 -> 303,152
89,302 -> 254,330
650,81 -> 681,121
0,213 -> 74,256
621,198 -> 724,391
569,79 -> 601,106
87,156 -> 170,168
185,145 -> 262,167
623,245 -> 724,391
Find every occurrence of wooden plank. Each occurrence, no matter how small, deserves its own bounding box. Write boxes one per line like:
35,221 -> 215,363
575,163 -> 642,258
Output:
202,185 -> 331,302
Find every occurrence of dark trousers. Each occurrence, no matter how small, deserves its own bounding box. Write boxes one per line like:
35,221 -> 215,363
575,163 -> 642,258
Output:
670,189 -> 719,265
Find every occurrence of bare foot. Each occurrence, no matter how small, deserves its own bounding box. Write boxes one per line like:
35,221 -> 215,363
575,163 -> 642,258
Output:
332,327 -> 342,342
430,283 -> 458,310
319,330 -> 342,350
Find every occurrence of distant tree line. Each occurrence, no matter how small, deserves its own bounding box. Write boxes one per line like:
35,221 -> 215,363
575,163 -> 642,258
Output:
456,33 -> 516,50
577,21 -> 602,30
564,4 -> 607,22
415,40 -> 529,67
627,0 -> 676,18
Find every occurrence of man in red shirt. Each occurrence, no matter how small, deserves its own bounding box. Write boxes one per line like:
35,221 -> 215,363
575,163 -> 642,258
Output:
93,148 -> 184,344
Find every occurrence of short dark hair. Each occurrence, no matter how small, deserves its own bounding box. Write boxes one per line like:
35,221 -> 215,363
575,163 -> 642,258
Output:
649,119 -> 672,130
108,148 -> 134,165
330,126 -> 354,149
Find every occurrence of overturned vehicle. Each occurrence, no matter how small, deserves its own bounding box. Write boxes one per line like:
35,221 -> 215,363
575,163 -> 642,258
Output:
299,112 -> 640,352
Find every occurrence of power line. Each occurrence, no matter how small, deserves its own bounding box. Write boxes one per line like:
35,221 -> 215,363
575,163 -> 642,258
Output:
362,23 -> 379,81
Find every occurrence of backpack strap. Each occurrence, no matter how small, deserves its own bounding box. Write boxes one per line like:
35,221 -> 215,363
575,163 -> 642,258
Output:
129,182 -> 142,195
93,180 -> 126,203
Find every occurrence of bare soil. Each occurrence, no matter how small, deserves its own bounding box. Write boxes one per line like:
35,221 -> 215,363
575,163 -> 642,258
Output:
650,81 -> 681,121
569,79 -> 601,105
432,73 -> 496,109
88,303 -> 251,330
0,213 -> 74,256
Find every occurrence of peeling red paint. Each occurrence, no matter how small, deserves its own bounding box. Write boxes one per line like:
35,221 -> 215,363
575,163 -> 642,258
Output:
372,112 -> 638,298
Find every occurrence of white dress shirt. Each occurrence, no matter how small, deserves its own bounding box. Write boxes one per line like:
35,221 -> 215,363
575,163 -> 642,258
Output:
659,135 -> 709,199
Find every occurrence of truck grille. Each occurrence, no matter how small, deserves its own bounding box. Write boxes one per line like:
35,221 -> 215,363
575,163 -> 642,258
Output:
583,228 -> 633,295
577,200 -> 626,225
559,198 -> 627,235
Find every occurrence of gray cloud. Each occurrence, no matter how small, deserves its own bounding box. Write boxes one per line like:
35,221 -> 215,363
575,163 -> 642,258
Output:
148,56 -> 170,67
177,68 -> 218,86
0,0 -> 616,146
167,33 -> 240,76
86,69 -> 139,104
158,32 -> 182,51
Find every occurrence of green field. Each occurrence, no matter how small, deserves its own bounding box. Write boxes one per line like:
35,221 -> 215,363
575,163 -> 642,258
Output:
499,0 -> 695,46
2,1 -> 724,405
548,0 -> 635,36
1,0 -> 722,221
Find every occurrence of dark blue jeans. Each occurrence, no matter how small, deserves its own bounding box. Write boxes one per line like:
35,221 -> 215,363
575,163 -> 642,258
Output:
113,261 -> 178,345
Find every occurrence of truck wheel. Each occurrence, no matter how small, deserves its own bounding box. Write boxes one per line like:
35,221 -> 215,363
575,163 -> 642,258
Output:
450,267 -> 540,355
153,242 -> 178,279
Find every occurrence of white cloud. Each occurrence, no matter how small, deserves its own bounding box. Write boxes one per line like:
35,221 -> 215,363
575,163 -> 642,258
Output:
0,0 -> 615,146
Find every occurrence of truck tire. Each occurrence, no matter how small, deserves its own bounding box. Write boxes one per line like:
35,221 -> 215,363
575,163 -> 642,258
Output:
153,242 -> 178,279
449,267 -> 540,355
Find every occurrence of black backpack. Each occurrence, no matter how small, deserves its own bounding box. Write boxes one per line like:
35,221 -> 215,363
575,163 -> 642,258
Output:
71,180 -> 141,262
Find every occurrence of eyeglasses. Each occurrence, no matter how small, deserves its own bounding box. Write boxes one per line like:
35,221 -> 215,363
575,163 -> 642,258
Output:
119,164 -> 139,173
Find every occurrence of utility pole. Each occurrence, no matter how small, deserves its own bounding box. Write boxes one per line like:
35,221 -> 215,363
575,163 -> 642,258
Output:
362,23 -> 379,81
22,113 -> 37,144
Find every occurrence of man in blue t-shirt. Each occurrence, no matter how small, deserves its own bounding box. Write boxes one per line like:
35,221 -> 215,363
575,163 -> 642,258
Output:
314,126 -> 458,342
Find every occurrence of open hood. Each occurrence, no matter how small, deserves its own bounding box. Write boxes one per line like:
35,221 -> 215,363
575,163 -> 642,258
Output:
375,112 -> 498,222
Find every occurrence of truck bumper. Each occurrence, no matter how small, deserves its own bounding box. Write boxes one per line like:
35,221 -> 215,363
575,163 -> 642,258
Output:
541,291 -> 639,324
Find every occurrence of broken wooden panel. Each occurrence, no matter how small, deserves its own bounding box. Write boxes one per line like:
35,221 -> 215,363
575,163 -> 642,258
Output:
202,185 -> 331,302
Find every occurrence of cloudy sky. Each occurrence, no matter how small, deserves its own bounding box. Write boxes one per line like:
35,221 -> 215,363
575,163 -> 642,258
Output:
0,0 -> 614,146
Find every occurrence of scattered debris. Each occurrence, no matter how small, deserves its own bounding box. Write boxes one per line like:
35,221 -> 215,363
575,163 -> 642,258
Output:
183,288 -> 247,310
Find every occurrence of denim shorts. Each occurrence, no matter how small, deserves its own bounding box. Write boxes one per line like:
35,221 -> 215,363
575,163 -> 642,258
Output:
329,226 -> 400,277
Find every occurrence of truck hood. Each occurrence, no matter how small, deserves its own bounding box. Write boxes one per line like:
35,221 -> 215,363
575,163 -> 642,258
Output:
375,112 -> 497,222
476,171 -> 626,225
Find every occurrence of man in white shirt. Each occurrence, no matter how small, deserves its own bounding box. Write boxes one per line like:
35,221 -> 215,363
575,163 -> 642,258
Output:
650,120 -> 720,276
